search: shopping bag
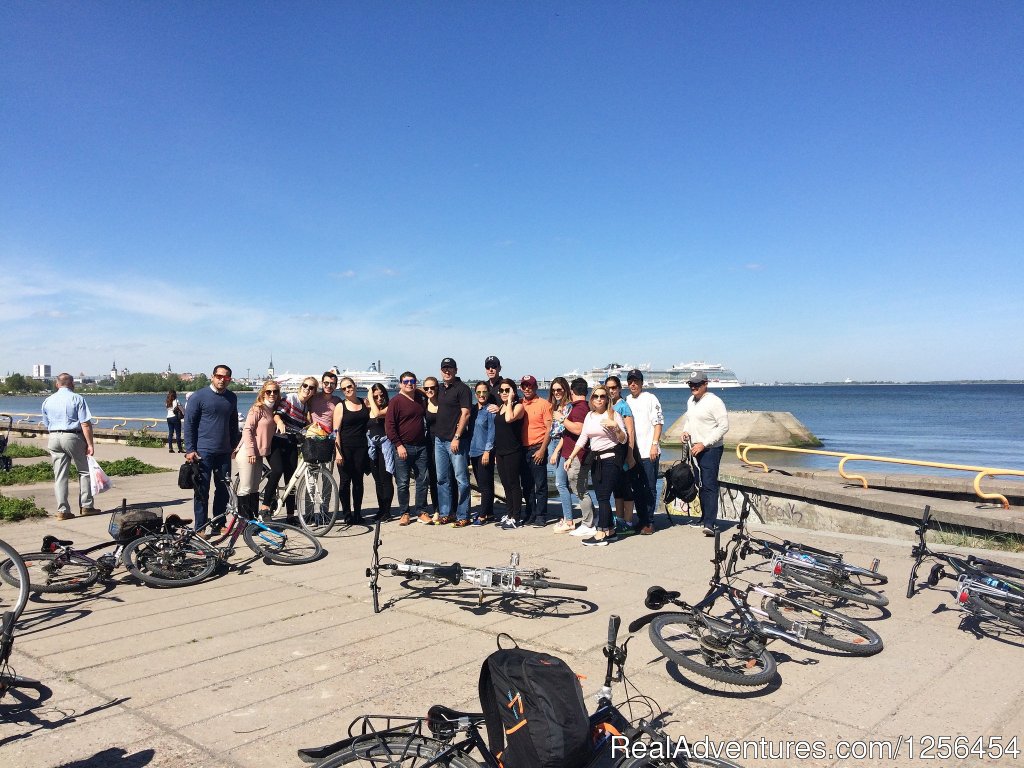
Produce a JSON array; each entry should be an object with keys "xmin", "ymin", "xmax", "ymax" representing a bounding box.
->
[{"xmin": 88, "ymin": 455, "xmax": 113, "ymax": 495}]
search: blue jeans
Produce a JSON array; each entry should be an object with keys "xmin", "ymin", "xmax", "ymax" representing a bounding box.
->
[
  {"xmin": 697, "ymin": 446, "xmax": 724, "ymax": 528},
  {"xmin": 520, "ymin": 443, "xmax": 549, "ymax": 522},
  {"xmin": 435, "ymin": 438, "xmax": 470, "ymax": 521},
  {"xmin": 549, "ymin": 443, "xmax": 572, "ymax": 521},
  {"xmin": 394, "ymin": 443, "xmax": 429, "ymax": 515},
  {"xmin": 193, "ymin": 452, "xmax": 231, "ymax": 530}
]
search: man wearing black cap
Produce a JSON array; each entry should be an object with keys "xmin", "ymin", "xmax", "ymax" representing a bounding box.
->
[
  {"xmin": 681, "ymin": 372, "xmax": 729, "ymax": 535},
  {"xmin": 483, "ymin": 356, "xmax": 503, "ymax": 412},
  {"xmin": 435, "ymin": 357, "xmax": 473, "ymax": 526},
  {"xmin": 626, "ymin": 368, "xmax": 664, "ymax": 535}
]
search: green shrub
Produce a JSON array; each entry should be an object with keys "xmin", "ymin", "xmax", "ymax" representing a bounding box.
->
[
  {"xmin": 0, "ymin": 493, "xmax": 48, "ymax": 521},
  {"xmin": 124, "ymin": 431, "xmax": 166, "ymax": 448},
  {"xmin": 3, "ymin": 442, "xmax": 49, "ymax": 458},
  {"xmin": 0, "ymin": 457, "xmax": 169, "ymax": 485},
  {"xmin": 99, "ymin": 457, "xmax": 169, "ymax": 476}
]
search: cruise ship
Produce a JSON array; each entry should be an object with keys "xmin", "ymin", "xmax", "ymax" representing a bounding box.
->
[
  {"xmin": 564, "ymin": 361, "xmax": 741, "ymax": 389},
  {"xmin": 274, "ymin": 362, "xmax": 399, "ymax": 393}
]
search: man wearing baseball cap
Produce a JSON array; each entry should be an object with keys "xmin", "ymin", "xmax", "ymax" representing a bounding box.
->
[
  {"xmin": 435, "ymin": 357, "xmax": 473, "ymax": 526},
  {"xmin": 681, "ymin": 371, "xmax": 729, "ymax": 535},
  {"xmin": 483, "ymin": 356, "xmax": 503, "ymax": 410},
  {"xmin": 518, "ymin": 374, "xmax": 553, "ymax": 527}
]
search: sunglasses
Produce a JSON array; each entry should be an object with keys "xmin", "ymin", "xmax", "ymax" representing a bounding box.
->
[
  {"xmin": 606, "ymin": 385, "xmax": 620, "ymax": 390},
  {"xmin": 213, "ymin": 374, "xmax": 232, "ymax": 381},
  {"xmin": 341, "ymin": 385, "xmax": 355, "ymax": 391},
  {"xmin": 423, "ymin": 386, "xmax": 437, "ymax": 392},
  {"xmin": 689, "ymin": 384, "xmax": 703, "ymax": 390},
  {"xmin": 476, "ymin": 390, "xmax": 489, "ymax": 396},
  {"xmin": 591, "ymin": 394, "xmax": 608, "ymax": 400},
  {"xmin": 401, "ymin": 378, "xmax": 417, "ymax": 385},
  {"xmin": 499, "ymin": 387, "xmax": 513, "ymax": 393},
  {"xmin": 300, "ymin": 383, "xmax": 316, "ymax": 390},
  {"xmin": 322, "ymin": 380, "xmax": 337, "ymax": 387},
  {"xmin": 264, "ymin": 390, "xmax": 280, "ymax": 395},
  {"xmin": 550, "ymin": 387, "xmax": 564, "ymax": 393}
]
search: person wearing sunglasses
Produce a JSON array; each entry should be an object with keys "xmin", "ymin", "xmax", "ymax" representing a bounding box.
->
[
  {"xmin": 518, "ymin": 374, "xmax": 553, "ymax": 528},
  {"xmin": 553, "ymin": 378, "xmax": 595, "ymax": 535},
  {"xmin": 566, "ymin": 385, "xmax": 627, "ymax": 546},
  {"xmin": 264, "ymin": 376, "xmax": 316, "ymax": 523},
  {"xmin": 366, "ymin": 383, "xmax": 396, "ymax": 522},
  {"xmin": 680, "ymin": 371, "xmax": 729, "ymax": 536},
  {"xmin": 333, "ymin": 377, "xmax": 370, "ymax": 525},
  {"xmin": 604, "ymin": 375, "xmax": 638, "ymax": 533},
  {"xmin": 468, "ymin": 383, "xmax": 496, "ymax": 525},
  {"xmin": 434, "ymin": 357, "xmax": 473, "ymax": 527},
  {"xmin": 493, "ymin": 378, "xmax": 526, "ymax": 529},
  {"xmin": 235, "ymin": 380, "xmax": 280, "ymax": 521},
  {"xmin": 308, "ymin": 371, "xmax": 342, "ymax": 434},
  {"xmin": 420, "ymin": 376, "xmax": 446, "ymax": 522},
  {"xmin": 385, "ymin": 372, "xmax": 430, "ymax": 526},
  {"xmin": 625, "ymin": 369, "xmax": 664, "ymax": 536},
  {"xmin": 545, "ymin": 377, "xmax": 574, "ymax": 532},
  {"xmin": 482, "ymin": 355, "xmax": 503, "ymax": 411},
  {"xmin": 184, "ymin": 364, "xmax": 241, "ymax": 534}
]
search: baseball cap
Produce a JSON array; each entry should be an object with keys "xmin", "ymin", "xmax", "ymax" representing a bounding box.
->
[
  {"xmin": 626, "ymin": 368, "xmax": 645, "ymax": 382},
  {"xmin": 484, "ymin": 356, "xmax": 501, "ymax": 369},
  {"xmin": 440, "ymin": 357, "xmax": 457, "ymax": 369},
  {"xmin": 686, "ymin": 371, "xmax": 709, "ymax": 386},
  {"xmin": 520, "ymin": 375, "xmax": 538, "ymax": 388}
]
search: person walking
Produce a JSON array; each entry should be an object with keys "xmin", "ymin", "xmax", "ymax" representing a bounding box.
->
[
  {"xmin": 681, "ymin": 371, "xmax": 730, "ymax": 535},
  {"xmin": 165, "ymin": 389, "xmax": 185, "ymax": 453},
  {"xmin": 41, "ymin": 373, "xmax": 99, "ymax": 520},
  {"xmin": 518, "ymin": 375, "xmax": 553, "ymax": 527},
  {"xmin": 184, "ymin": 364, "xmax": 241, "ymax": 534},
  {"xmin": 625, "ymin": 369, "xmax": 664, "ymax": 536},
  {"xmin": 385, "ymin": 372, "xmax": 430, "ymax": 526},
  {"xmin": 434, "ymin": 357, "xmax": 472, "ymax": 526},
  {"xmin": 468, "ymin": 382, "xmax": 496, "ymax": 525}
]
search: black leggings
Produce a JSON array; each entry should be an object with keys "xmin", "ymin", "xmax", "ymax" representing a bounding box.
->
[
  {"xmin": 369, "ymin": 450, "xmax": 395, "ymax": 517},
  {"xmin": 338, "ymin": 442, "xmax": 369, "ymax": 517},
  {"xmin": 591, "ymin": 457, "xmax": 621, "ymax": 531},
  {"xmin": 496, "ymin": 450, "xmax": 523, "ymax": 521},
  {"xmin": 264, "ymin": 435, "xmax": 298, "ymax": 514},
  {"xmin": 470, "ymin": 454, "xmax": 494, "ymax": 519}
]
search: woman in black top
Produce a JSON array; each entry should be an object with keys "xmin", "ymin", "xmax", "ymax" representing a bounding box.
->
[
  {"xmin": 333, "ymin": 377, "xmax": 370, "ymax": 524},
  {"xmin": 366, "ymin": 384, "xmax": 395, "ymax": 521},
  {"xmin": 493, "ymin": 378, "xmax": 526, "ymax": 529},
  {"xmin": 421, "ymin": 377, "xmax": 442, "ymax": 520}
]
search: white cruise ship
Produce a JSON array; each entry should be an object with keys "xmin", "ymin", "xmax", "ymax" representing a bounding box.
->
[
  {"xmin": 563, "ymin": 361, "xmax": 741, "ymax": 389},
  {"xmin": 274, "ymin": 362, "xmax": 399, "ymax": 393}
]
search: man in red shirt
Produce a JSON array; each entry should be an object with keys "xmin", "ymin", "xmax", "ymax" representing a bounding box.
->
[
  {"xmin": 385, "ymin": 371, "xmax": 430, "ymax": 525},
  {"xmin": 518, "ymin": 375, "xmax": 553, "ymax": 527}
]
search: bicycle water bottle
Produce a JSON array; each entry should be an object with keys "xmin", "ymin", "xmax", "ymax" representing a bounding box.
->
[{"xmin": 983, "ymin": 576, "xmax": 1008, "ymax": 592}]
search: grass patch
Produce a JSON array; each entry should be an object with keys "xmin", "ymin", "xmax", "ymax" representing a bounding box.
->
[
  {"xmin": 124, "ymin": 431, "xmax": 167, "ymax": 449},
  {"xmin": 0, "ymin": 493, "xmax": 48, "ymax": 521},
  {"xmin": 3, "ymin": 441, "xmax": 49, "ymax": 458},
  {"xmin": 0, "ymin": 457, "xmax": 170, "ymax": 486},
  {"xmin": 934, "ymin": 527, "xmax": 1024, "ymax": 554}
]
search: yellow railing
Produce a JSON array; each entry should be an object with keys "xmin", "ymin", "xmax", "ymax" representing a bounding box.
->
[
  {"xmin": 736, "ymin": 442, "xmax": 1024, "ymax": 510},
  {"xmin": 2, "ymin": 412, "xmax": 163, "ymax": 434}
]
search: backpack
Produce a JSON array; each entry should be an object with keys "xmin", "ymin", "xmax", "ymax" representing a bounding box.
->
[
  {"xmin": 478, "ymin": 644, "xmax": 591, "ymax": 768},
  {"xmin": 662, "ymin": 459, "xmax": 699, "ymax": 504}
]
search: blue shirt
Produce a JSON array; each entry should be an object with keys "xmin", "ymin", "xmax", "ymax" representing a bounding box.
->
[
  {"xmin": 613, "ymin": 399, "xmax": 633, "ymax": 420},
  {"xmin": 184, "ymin": 385, "xmax": 240, "ymax": 455},
  {"xmin": 41, "ymin": 387, "xmax": 93, "ymax": 431},
  {"xmin": 468, "ymin": 405, "xmax": 495, "ymax": 457}
]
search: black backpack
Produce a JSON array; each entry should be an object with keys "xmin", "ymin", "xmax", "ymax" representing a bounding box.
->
[
  {"xmin": 662, "ymin": 459, "xmax": 699, "ymax": 504},
  {"xmin": 478, "ymin": 645, "xmax": 591, "ymax": 768}
]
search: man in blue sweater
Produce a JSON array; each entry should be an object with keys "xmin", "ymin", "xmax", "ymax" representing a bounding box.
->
[{"xmin": 184, "ymin": 364, "xmax": 240, "ymax": 534}]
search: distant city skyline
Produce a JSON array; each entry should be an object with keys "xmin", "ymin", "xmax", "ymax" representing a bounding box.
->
[{"xmin": 3, "ymin": 4, "xmax": 1022, "ymax": 383}]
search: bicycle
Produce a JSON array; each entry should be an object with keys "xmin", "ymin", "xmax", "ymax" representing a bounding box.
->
[
  {"xmin": 1, "ymin": 537, "xmax": 43, "ymax": 700},
  {"xmin": 0, "ymin": 503, "xmax": 163, "ymax": 593},
  {"xmin": 728, "ymin": 497, "xmax": 889, "ymax": 608},
  {"xmin": 262, "ymin": 434, "xmax": 340, "ymax": 536},
  {"xmin": 365, "ymin": 518, "xmax": 587, "ymax": 613},
  {"xmin": 907, "ymin": 504, "xmax": 1024, "ymax": 631},
  {"xmin": 123, "ymin": 468, "xmax": 323, "ymax": 587},
  {"xmin": 296, "ymin": 614, "xmax": 744, "ymax": 767},
  {"xmin": 629, "ymin": 527, "xmax": 883, "ymax": 687}
]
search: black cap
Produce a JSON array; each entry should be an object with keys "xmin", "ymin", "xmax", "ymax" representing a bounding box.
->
[
  {"xmin": 686, "ymin": 371, "xmax": 709, "ymax": 386},
  {"xmin": 440, "ymin": 357, "xmax": 457, "ymax": 369},
  {"xmin": 484, "ymin": 356, "xmax": 501, "ymax": 369},
  {"xmin": 626, "ymin": 368, "xmax": 644, "ymax": 382}
]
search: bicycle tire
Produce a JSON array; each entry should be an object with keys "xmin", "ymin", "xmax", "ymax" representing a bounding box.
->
[
  {"xmin": 969, "ymin": 558, "xmax": 1024, "ymax": 583},
  {"xmin": 0, "ymin": 552, "xmax": 102, "ymax": 593},
  {"xmin": 621, "ymin": 755, "xmax": 745, "ymax": 768},
  {"xmin": 649, "ymin": 613, "xmax": 777, "ymax": 686},
  {"xmin": 779, "ymin": 566, "xmax": 889, "ymax": 607},
  {"xmin": 122, "ymin": 535, "xmax": 218, "ymax": 587},
  {"xmin": 243, "ymin": 522, "xmax": 322, "ymax": 564},
  {"xmin": 296, "ymin": 465, "xmax": 339, "ymax": 536},
  {"xmin": 968, "ymin": 593, "xmax": 1024, "ymax": 631},
  {"xmin": 312, "ymin": 734, "xmax": 483, "ymax": 768},
  {"xmin": 764, "ymin": 595, "xmax": 883, "ymax": 655}
]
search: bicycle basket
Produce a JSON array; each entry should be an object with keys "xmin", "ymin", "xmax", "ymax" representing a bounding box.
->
[
  {"xmin": 108, "ymin": 507, "xmax": 163, "ymax": 543},
  {"xmin": 301, "ymin": 436, "xmax": 335, "ymax": 464}
]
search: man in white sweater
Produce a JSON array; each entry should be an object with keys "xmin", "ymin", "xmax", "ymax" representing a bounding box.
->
[{"xmin": 681, "ymin": 371, "xmax": 729, "ymax": 535}]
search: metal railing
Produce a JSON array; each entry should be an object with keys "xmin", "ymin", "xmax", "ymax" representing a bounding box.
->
[
  {"xmin": 736, "ymin": 442, "xmax": 1024, "ymax": 510},
  {"xmin": 3, "ymin": 412, "xmax": 163, "ymax": 433}
]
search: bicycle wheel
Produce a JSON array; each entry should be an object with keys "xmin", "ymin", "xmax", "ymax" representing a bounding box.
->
[
  {"xmin": 649, "ymin": 613, "xmax": 777, "ymax": 686},
  {"xmin": 313, "ymin": 735, "xmax": 483, "ymax": 768},
  {"xmin": 122, "ymin": 535, "xmax": 218, "ymax": 587},
  {"xmin": 0, "ymin": 552, "xmax": 102, "ymax": 593},
  {"xmin": 296, "ymin": 465, "xmax": 339, "ymax": 536},
  {"xmin": 968, "ymin": 593, "xmax": 1024, "ymax": 631},
  {"xmin": 779, "ymin": 566, "xmax": 889, "ymax": 607},
  {"xmin": 621, "ymin": 755, "xmax": 745, "ymax": 768},
  {"xmin": 243, "ymin": 522, "xmax": 322, "ymax": 564},
  {"xmin": 764, "ymin": 595, "xmax": 883, "ymax": 655}
]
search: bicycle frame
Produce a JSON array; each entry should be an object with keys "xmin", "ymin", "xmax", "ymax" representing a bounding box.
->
[{"xmin": 40, "ymin": 537, "xmax": 125, "ymax": 578}]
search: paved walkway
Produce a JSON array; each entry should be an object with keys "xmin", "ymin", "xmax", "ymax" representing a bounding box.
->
[{"xmin": 2, "ymin": 439, "xmax": 1023, "ymax": 767}]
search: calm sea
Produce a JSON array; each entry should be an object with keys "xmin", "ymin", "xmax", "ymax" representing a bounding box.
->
[{"xmin": 3, "ymin": 384, "xmax": 1022, "ymax": 475}]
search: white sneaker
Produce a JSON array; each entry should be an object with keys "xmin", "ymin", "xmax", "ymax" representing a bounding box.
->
[{"xmin": 571, "ymin": 524, "xmax": 596, "ymax": 538}]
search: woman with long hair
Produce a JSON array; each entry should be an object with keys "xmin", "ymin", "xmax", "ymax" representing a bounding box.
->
[
  {"xmin": 366, "ymin": 383, "xmax": 395, "ymax": 521},
  {"xmin": 235, "ymin": 380, "xmax": 279, "ymax": 518},
  {"xmin": 493, "ymin": 378, "xmax": 526, "ymax": 529},
  {"xmin": 264, "ymin": 376, "xmax": 316, "ymax": 522},
  {"xmin": 566, "ymin": 385, "xmax": 627, "ymax": 546},
  {"xmin": 165, "ymin": 390, "xmax": 185, "ymax": 453},
  {"xmin": 421, "ymin": 376, "xmax": 443, "ymax": 521},
  {"xmin": 468, "ymin": 382, "xmax": 496, "ymax": 525},
  {"xmin": 333, "ymin": 377, "xmax": 370, "ymax": 524},
  {"xmin": 545, "ymin": 376, "xmax": 574, "ymax": 531}
]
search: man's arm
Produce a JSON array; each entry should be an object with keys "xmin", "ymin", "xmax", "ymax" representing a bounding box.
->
[{"xmin": 81, "ymin": 421, "xmax": 95, "ymax": 456}]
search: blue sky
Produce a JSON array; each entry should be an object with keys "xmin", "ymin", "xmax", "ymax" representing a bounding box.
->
[{"xmin": 3, "ymin": 2, "xmax": 1022, "ymax": 383}]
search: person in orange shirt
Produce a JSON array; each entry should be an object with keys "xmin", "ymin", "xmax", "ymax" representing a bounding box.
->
[{"xmin": 518, "ymin": 375, "xmax": 553, "ymax": 527}]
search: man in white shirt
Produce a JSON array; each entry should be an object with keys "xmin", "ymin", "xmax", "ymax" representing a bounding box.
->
[
  {"xmin": 681, "ymin": 371, "xmax": 730, "ymax": 535},
  {"xmin": 625, "ymin": 369, "xmax": 663, "ymax": 535}
]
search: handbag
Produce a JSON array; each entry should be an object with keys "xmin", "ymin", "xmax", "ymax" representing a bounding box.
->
[
  {"xmin": 173, "ymin": 403, "xmax": 185, "ymax": 420},
  {"xmin": 177, "ymin": 461, "xmax": 199, "ymax": 490}
]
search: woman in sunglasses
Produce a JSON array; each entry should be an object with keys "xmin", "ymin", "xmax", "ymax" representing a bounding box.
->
[
  {"xmin": 235, "ymin": 380, "xmax": 279, "ymax": 519},
  {"xmin": 333, "ymin": 377, "xmax": 370, "ymax": 525},
  {"xmin": 264, "ymin": 376, "xmax": 317, "ymax": 522},
  {"xmin": 420, "ymin": 377, "xmax": 444, "ymax": 522},
  {"xmin": 545, "ymin": 376, "xmax": 574, "ymax": 531},
  {"xmin": 566, "ymin": 385, "xmax": 627, "ymax": 546},
  {"xmin": 468, "ymin": 383, "xmax": 496, "ymax": 525},
  {"xmin": 366, "ymin": 383, "xmax": 395, "ymax": 522},
  {"xmin": 493, "ymin": 378, "xmax": 526, "ymax": 529}
]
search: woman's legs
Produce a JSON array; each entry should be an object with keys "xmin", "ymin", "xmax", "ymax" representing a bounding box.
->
[
  {"xmin": 369, "ymin": 450, "xmax": 395, "ymax": 518},
  {"xmin": 496, "ymin": 450, "xmax": 522, "ymax": 522},
  {"xmin": 592, "ymin": 458, "xmax": 620, "ymax": 533},
  {"xmin": 338, "ymin": 442, "xmax": 369, "ymax": 521},
  {"xmin": 167, "ymin": 417, "xmax": 176, "ymax": 451},
  {"xmin": 470, "ymin": 454, "xmax": 495, "ymax": 520},
  {"xmin": 264, "ymin": 436, "xmax": 298, "ymax": 515}
]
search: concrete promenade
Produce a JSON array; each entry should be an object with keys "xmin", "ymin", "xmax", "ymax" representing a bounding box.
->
[{"xmin": 2, "ymin": 438, "xmax": 1023, "ymax": 767}]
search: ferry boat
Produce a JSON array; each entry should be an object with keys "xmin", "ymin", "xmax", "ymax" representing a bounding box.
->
[
  {"xmin": 563, "ymin": 361, "xmax": 741, "ymax": 389},
  {"xmin": 274, "ymin": 362, "xmax": 399, "ymax": 393}
]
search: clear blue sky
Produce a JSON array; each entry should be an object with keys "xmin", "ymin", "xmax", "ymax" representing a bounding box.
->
[{"xmin": 3, "ymin": 2, "xmax": 1022, "ymax": 383}]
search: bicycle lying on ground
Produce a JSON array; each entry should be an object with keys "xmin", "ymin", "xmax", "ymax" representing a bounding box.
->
[
  {"xmin": 907, "ymin": 505, "xmax": 1024, "ymax": 631},
  {"xmin": 261, "ymin": 435, "xmax": 340, "ymax": 536},
  {"xmin": 728, "ymin": 498, "xmax": 889, "ymax": 608},
  {"xmin": 124, "ymin": 469, "xmax": 323, "ymax": 587},
  {"xmin": 296, "ymin": 614, "xmax": 744, "ymax": 767},
  {"xmin": 365, "ymin": 518, "xmax": 586, "ymax": 613},
  {"xmin": 0, "ymin": 503, "xmax": 163, "ymax": 593},
  {"xmin": 1, "ymin": 537, "xmax": 43, "ymax": 701},
  {"xmin": 629, "ymin": 526, "xmax": 883, "ymax": 687}
]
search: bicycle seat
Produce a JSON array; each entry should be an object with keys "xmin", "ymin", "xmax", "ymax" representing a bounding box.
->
[
  {"xmin": 427, "ymin": 704, "xmax": 483, "ymax": 729},
  {"xmin": 164, "ymin": 514, "xmax": 193, "ymax": 532},
  {"xmin": 41, "ymin": 535, "xmax": 72, "ymax": 552}
]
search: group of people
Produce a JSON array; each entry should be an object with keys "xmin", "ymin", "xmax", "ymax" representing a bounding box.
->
[{"xmin": 39, "ymin": 357, "xmax": 729, "ymax": 547}]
